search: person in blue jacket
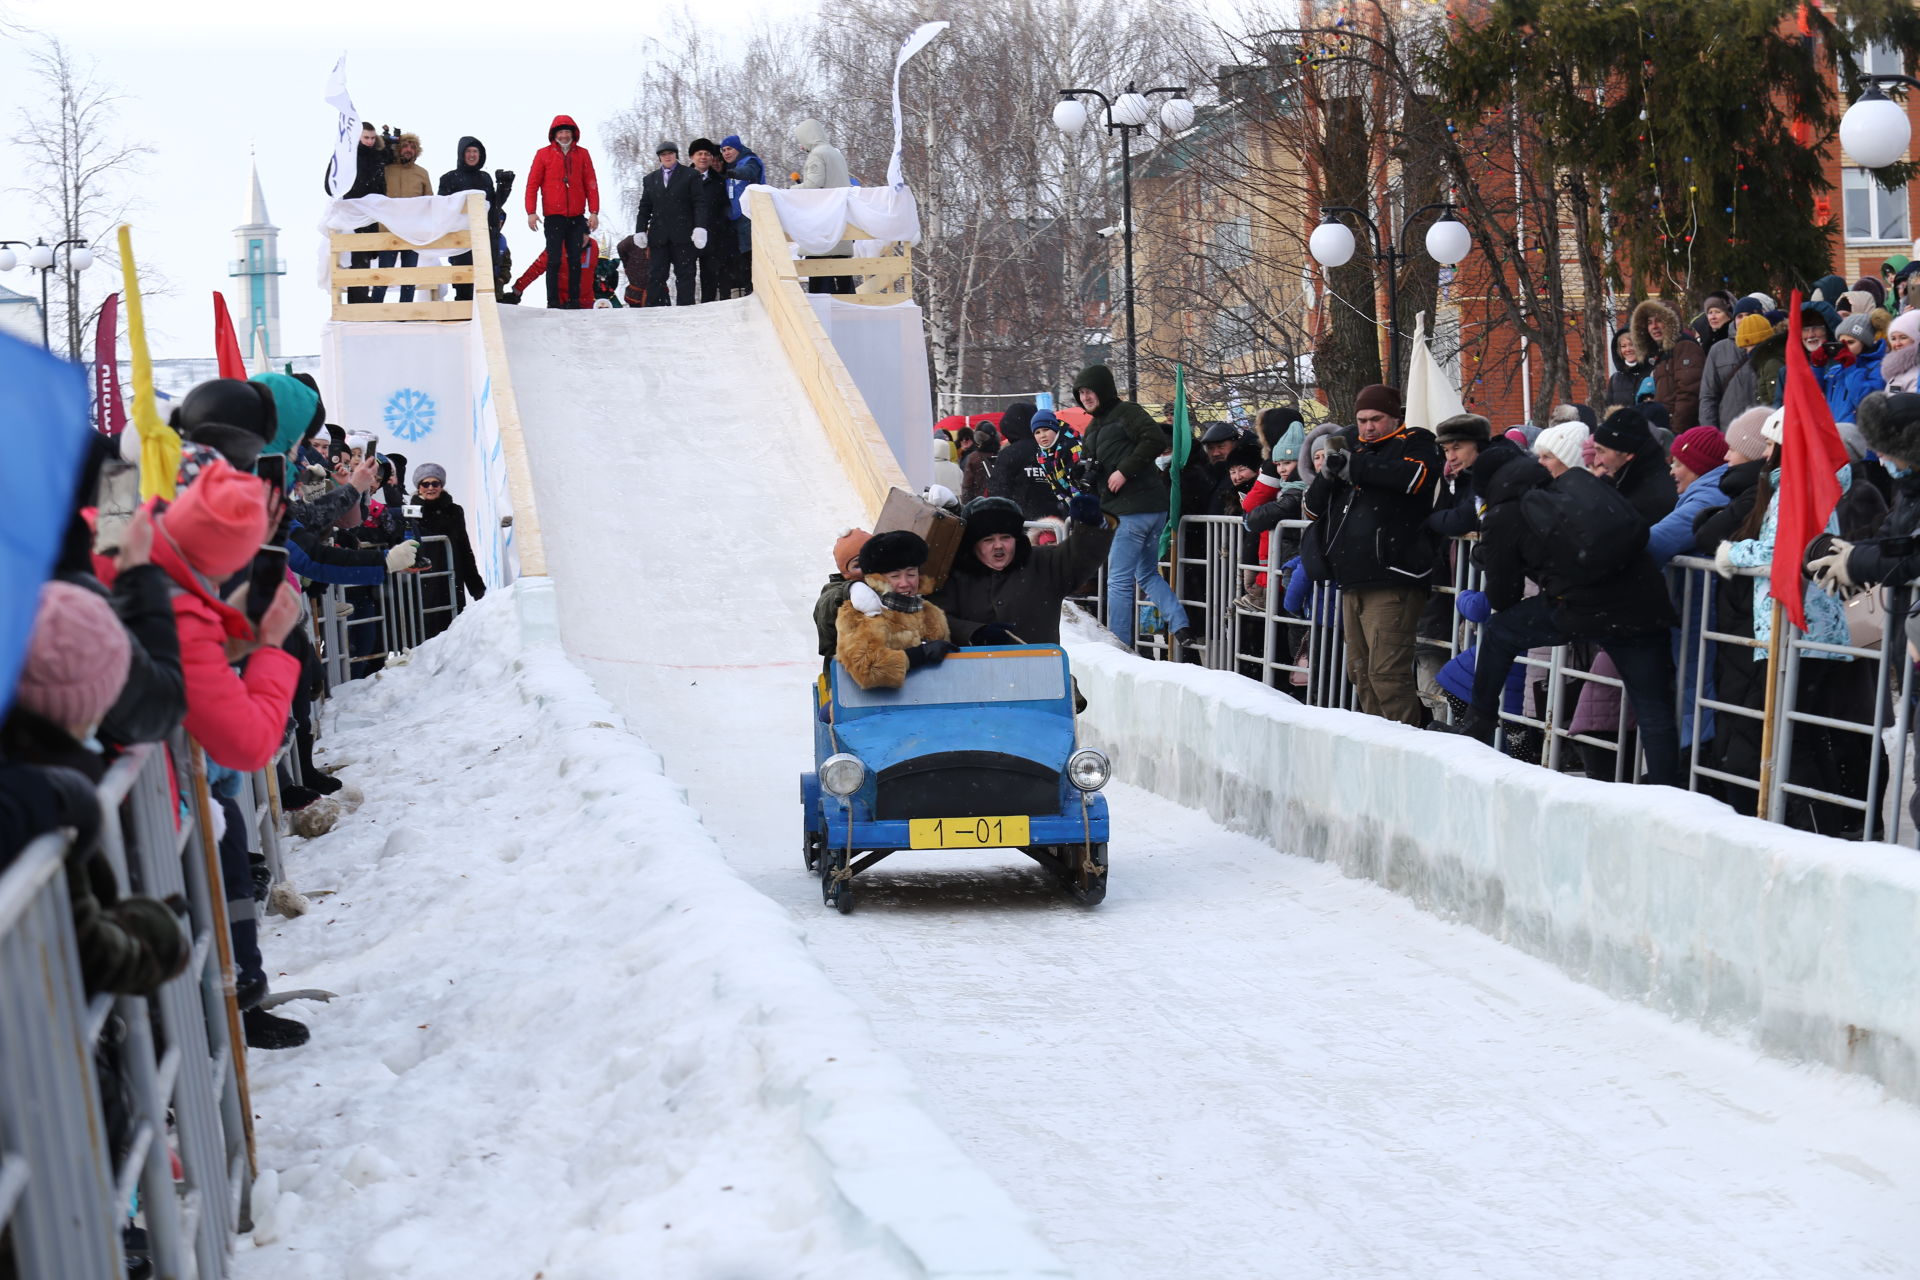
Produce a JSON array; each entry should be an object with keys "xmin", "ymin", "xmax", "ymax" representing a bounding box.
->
[
  {"xmin": 720, "ymin": 135, "xmax": 764, "ymax": 296},
  {"xmin": 1829, "ymin": 313, "xmax": 1886, "ymax": 425}
]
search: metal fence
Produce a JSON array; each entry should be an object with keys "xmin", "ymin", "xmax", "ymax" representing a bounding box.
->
[
  {"xmin": 1, "ymin": 732, "xmax": 265, "ymax": 1278},
  {"xmin": 311, "ymin": 534, "xmax": 464, "ymax": 689},
  {"xmin": 1067, "ymin": 512, "xmax": 1918, "ymax": 845}
]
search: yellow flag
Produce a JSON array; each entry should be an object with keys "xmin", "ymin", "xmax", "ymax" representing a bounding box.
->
[{"xmin": 119, "ymin": 225, "xmax": 179, "ymax": 500}]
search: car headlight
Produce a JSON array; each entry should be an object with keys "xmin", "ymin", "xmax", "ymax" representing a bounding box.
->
[
  {"xmin": 820, "ymin": 753, "xmax": 866, "ymax": 797},
  {"xmin": 1066, "ymin": 748, "xmax": 1110, "ymax": 792}
]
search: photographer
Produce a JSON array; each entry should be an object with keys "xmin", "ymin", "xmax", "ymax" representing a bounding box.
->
[{"xmin": 326, "ymin": 121, "xmax": 393, "ymax": 304}]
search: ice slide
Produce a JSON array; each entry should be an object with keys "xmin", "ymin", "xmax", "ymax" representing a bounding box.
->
[{"xmin": 497, "ymin": 298, "xmax": 1920, "ymax": 1278}]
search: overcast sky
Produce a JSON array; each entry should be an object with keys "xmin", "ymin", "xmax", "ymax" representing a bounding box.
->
[{"xmin": 0, "ymin": 0, "xmax": 810, "ymax": 360}]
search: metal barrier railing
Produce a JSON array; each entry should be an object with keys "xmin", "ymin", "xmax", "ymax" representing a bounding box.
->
[
  {"xmin": 1073, "ymin": 510, "xmax": 1917, "ymax": 844},
  {"xmin": 310, "ymin": 534, "xmax": 464, "ymax": 688},
  {"xmin": 0, "ymin": 735, "xmax": 256, "ymax": 1278}
]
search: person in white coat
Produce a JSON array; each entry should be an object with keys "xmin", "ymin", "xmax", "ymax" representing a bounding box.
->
[{"xmin": 794, "ymin": 118, "xmax": 854, "ymax": 294}]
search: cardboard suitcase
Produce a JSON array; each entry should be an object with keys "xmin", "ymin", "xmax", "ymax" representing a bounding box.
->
[{"xmin": 873, "ymin": 486, "xmax": 966, "ymax": 591}]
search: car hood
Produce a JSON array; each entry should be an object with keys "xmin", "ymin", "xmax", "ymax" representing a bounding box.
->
[{"xmin": 830, "ymin": 706, "xmax": 1073, "ymax": 777}]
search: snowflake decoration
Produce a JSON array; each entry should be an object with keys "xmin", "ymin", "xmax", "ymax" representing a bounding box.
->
[{"xmin": 382, "ymin": 387, "xmax": 437, "ymax": 442}]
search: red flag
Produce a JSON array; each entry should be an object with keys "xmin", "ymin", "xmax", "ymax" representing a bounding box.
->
[
  {"xmin": 213, "ymin": 291, "xmax": 246, "ymax": 380},
  {"xmin": 1773, "ymin": 289, "xmax": 1851, "ymax": 632},
  {"xmin": 92, "ymin": 292, "xmax": 125, "ymax": 436}
]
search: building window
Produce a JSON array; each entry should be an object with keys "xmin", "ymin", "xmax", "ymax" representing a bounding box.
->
[
  {"xmin": 1862, "ymin": 39, "xmax": 1904, "ymax": 78},
  {"xmin": 1211, "ymin": 304, "xmax": 1258, "ymax": 362},
  {"xmin": 1844, "ymin": 167, "xmax": 1909, "ymax": 243},
  {"xmin": 1213, "ymin": 214, "xmax": 1253, "ymax": 273}
]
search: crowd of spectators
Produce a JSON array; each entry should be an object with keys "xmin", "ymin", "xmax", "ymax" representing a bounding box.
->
[
  {"xmin": 3, "ymin": 369, "xmax": 486, "ymax": 1054},
  {"xmin": 907, "ymin": 263, "xmax": 1920, "ymax": 840},
  {"xmin": 337, "ymin": 111, "xmax": 850, "ymax": 311}
]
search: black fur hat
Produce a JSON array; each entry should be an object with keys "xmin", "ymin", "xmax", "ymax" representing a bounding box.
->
[
  {"xmin": 956, "ymin": 496, "xmax": 1030, "ymax": 574},
  {"xmin": 171, "ymin": 377, "xmax": 278, "ymax": 445},
  {"xmin": 1858, "ymin": 391, "xmax": 1920, "ymax": 464},
  {"xmin": 858, "ymin": 529, "xmax": 929, "ymax": 576}
]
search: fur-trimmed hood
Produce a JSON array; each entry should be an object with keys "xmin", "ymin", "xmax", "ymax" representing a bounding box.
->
[
  {"xmin": 1631, "ymin": 298, "xmax": 1693, "ymax": 360},
  {"xmin": 1858, "ymin": 390, "xmax": 1920, "ymax": 465}
]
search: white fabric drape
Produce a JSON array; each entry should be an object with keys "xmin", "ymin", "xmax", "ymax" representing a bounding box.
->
[
  {"xmin": 316, "ymin": 194, "xmax": 477, "ymax": 288},
  {"xmin": 1403, "ymin": 311, "xmax": 1465, "ymax": 432},
  {"xmin": 744, "ymin": 185, "xmax": 921, "ymax": 254}
]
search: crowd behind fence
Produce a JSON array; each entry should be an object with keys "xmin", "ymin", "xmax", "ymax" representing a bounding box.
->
[
  {"xmin": 1, "ymin": 542, "xmax": 465, "ymax": 1278},
  {"xmin": 1063, "ymin": 514, "xmax": 1919, "ymax": 847}
]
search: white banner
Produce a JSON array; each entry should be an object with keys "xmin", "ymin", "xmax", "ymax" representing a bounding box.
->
[
  {"xmin": 887, "ymin": 21, "xmax": 950, "ymax": 189},
  {"xmin": 323, "ymin": 55, "xmax": 359, "ymax": 201}
]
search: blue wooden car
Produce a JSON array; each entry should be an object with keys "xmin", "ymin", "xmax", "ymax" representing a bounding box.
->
[{"xmin": 801, "ymin": 644, "xmax": 1111, "ymax": 912}]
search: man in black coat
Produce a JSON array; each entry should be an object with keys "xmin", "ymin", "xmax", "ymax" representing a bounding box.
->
[
  {"xmin": 990, "ymin": 403, "xmax": 1055, "ymax": 520},
  {"xmin": 1592, "ymin": 408, "xmax": 1677, "ymax": 525},
  {"xmin": 930, "ymin": 495, "xmax": 1115, "ymax": 645},
  {"xmin": 326, "ymin": 122, "xmax": 394, "ymax": 303},
  {"xmin": 636, "ymin": 141, "xmax": 701, "ymax": 306},
  {"xmin": 437, "ymin": 135, "xmax": 503, "ymax": 301},
  {"xmin": 687, "ymin": 139, "xmax": 731, "ymax": 303},
  {"xmin": 1302, "ymin": 383, "xmax": 1440, "ymax": 724},
  {"xmin": 1447, "ymin": 445, "xmax": 1682, "ymax": 785}
]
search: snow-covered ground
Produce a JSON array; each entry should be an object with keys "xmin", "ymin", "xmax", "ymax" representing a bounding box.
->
[
  {"xmin": 499, "ymin": 300, "xmax": 1920, "ymax": 1277},
  {"xmin": 233, "ymin": 592, "xmax": 1055, "ymax": 1279}
]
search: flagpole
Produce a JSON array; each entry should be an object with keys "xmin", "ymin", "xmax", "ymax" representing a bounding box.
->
[{"xmin": 1756, "ymin": 598, "xmax": 1787, "ymax": 818}]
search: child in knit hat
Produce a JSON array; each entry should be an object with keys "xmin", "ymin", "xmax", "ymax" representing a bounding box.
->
[
  {"xmin": 813, "ymin": 528, "xmax": 870, "ymax": 663},
  {"xmin": 4, "ymin": 581, "xmax": 189, "ymax": 996}
]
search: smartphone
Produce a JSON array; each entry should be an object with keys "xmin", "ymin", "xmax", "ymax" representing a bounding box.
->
[
  {"xmin": 1324, "ymin": 434, "xmax": 1349, "ymax": 454},
  {"xmin": 92, "ymin": 461, "xmax": 141, "ymax": 557},
  {"xmin": 256, "ymin": 453, "xmax": 287, "ymax": 494},
  {"xmin": 245, "ymin": 546, "xmax": 289, "ymax": 627}
]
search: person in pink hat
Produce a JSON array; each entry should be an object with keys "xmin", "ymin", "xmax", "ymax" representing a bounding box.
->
[{"xmin": 3, "ymin": 581, "xmax": 189, "ymax": 996}]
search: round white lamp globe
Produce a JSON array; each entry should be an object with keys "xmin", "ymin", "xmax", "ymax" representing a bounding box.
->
[
  {"xmin": 1841, "ymin": 92, "xmax": 1910, "ymax": 170},
  {"xmin": 1112, "ymin": 92, "xmax": 1151, "ymax": 127},
  {"xmin": 1052, "ymin": 98, "xmax": 1089, "ymax": 135},
  {"xmin": 1159, "ymin": 98, "xmax": 1196, "ymax": 132},
  {"xmin": 1425, "ymin": 217, "xmax": 1472, "ymax": 266},
  {"xmin": 1309, "ymin": 221, "xmax": 1357, "ymax": 269}
]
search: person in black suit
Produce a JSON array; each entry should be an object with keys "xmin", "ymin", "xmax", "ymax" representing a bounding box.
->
[
  {"xmin": 635, "ymin": 141, "xmax": 699, "ymax": 306},
  {"xmin": 687, "ymin": 138, "xmax": 731, "ymax": 302}
]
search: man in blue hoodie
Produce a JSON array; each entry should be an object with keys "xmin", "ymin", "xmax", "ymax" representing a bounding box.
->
[{"xmin": 720, "ymin": 135, "xmax": 764, "ymax": 296}]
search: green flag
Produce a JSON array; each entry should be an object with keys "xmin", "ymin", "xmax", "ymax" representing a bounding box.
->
[{"xmin": 1159, "ymin": 364, "xmax": 1190, "ymax": 558}]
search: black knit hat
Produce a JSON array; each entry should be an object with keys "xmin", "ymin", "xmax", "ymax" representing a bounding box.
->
[
  {"xmin": 858, "ymin": 530, "xmax": 929, "ymax": 575},
  {"xmin": 1594, "ymin": 407, "xmax": 1655, "ymax": 455}
]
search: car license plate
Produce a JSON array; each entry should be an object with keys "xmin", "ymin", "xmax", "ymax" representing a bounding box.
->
[{"xmin": 909, "ymin": 816, "xmax": 1030, "ymax": 849}]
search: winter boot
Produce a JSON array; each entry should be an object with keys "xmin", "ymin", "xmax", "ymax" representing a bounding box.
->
[
  {"xmin": 1172, "ymin": 627, "xmax": 1204, "ymax": 653},
  {"xmin": 280, "ymin": 784, "xmax": 321, "ymax": 811},
  {"xmin": 1426, "ymin": 709, "xmax": 1498, "ymax": 745},
  {"xmin": 243, "ymin": 1006, "xmax": 310, "ymax": 1050}
]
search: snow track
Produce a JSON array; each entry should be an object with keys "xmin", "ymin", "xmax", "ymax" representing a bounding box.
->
[{"xmin": 505, "ymin": 301, "xmax": 1920, "ymax": 1277}]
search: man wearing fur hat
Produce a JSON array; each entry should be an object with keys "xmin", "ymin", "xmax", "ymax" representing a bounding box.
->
[
  {"xmin": 1631, "ymin": 298, "xmax": 1705, "ymax": 432},
  {"xmin": 835, "ymin": 531, "xmax": 957, "ymax": 689},
  {"xmin": 374, "ymin": 132, "xmax": 433, "ymax": 303},
  {"xmin": 1302, "ymin": 382, "xmax": 1440, "ymax": 724},
  {"xmin": 932, "ymin": 494, "xmax": 1114, "ymax": 646}
]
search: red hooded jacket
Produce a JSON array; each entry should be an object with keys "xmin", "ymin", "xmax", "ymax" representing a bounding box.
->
[
  {"xmin": 138, "ymin": 510, "xmax": 301, "ymax": 773},
  {"xmin": 525, "ymin": 115, "xmax": 599, "ymax": 219}
]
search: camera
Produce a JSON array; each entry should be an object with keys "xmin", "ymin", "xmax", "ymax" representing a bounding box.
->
[{"xmin": 402, "ymin": 504, "xmax": 423, "ymax": 521}]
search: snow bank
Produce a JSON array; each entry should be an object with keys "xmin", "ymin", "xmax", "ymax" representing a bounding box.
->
[
  {"xmin": 1065, "ymin": 631, "xmax": 1920, "ymax": 1103},
  {"xmin": 238, "ymin": 583, "xmax": 1067, "ymax": 1279}
]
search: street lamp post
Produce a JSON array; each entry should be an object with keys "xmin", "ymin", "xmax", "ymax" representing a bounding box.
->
[
  {"xmin": 1308, "ymin": 203, "xmax": 1472, "ymax": 385},
  {"xmin": 1839, "ymin": 74, "xmax": 1920, "ymax": 170},
  {"xmin": 0, "ymin": 236, "xmax": 94, "ymax": 356},
  {"xmin": 1053, "ymin": 83, "xmax": 1197, "ymax": 401}
]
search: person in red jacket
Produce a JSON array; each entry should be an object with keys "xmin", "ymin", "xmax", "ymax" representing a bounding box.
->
[
  {"xmin": 510, "ymin": 237, "xmax": 599, "ymax": 308},
  {"xmin": 147, "ymin": 460, "xmax": 304, "ymax": 773},
  {"xmin": 524, "ymin": 114, "xmax": 600, "ymax": 310}
]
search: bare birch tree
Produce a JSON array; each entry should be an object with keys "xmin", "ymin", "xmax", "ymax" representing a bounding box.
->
[{"xmin": 10, "ymin": 35, "xmax": 154, "ymax": 360}]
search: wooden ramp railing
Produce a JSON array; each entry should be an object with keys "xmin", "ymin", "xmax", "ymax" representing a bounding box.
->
[{"xmin": 329, "ymin": 211, "xmax": 477, "ymax": 321}]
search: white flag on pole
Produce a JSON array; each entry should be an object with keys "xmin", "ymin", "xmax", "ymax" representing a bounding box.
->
[
  {"xmin": 324, "ymin": 55, "xmax": 360, "ymax": 200},
  {"xmin": 1403, "ymin": 312, "xmax": 1465, "ymax": 432},
  {"xmin": 887, "ymin": 21, "xmax": 950, "ymax": 189}
]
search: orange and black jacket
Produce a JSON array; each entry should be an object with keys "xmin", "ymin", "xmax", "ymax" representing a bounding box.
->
[{"xmin": 1301, "ymin": 424, "xmax": 1441, "ymax": 589}]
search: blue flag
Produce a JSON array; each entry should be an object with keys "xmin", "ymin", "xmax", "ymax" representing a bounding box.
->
[{"xmin": 0, "ymin": 333, "xmax": 93, "ymax": 720}]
